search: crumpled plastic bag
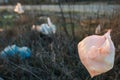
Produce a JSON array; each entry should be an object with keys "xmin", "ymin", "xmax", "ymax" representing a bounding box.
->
[
  {"xmin": 14, "ymin": 3, "xmax": 24, "ymax": 14},
  {"xmin": 31, "ymin": 17, "xmax": 56, "ymax": 35},
  {"xmin": 18, "ymin": 47, "xmax": 31, "ymax": 59},
  {"xmin": 1, "ymin": 45, "xmax": 31, "ymax": 59},
  {"xmin": 78, "ymin": 30, "xmax": 115, "ymax": 77},
  {"xmin": 1, "ymin": 45, "xmax": 18, "ymax": 57}
]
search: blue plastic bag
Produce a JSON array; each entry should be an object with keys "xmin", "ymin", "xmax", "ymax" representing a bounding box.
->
[
  {"xmin": 1, "ymin": 45, "xmax": 31, "ymax": 59},
  {"xmin": 1, "ymin": 45, "xmax": 18, "ymax": 57},
  {"xmin": 18, "ymin": 47, "xmax": 31, "ymax": 59}
]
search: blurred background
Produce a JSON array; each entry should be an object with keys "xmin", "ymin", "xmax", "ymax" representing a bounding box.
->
[{"xmin": 0, "ymin": 0, "xmax": 120, "ymax": 80}]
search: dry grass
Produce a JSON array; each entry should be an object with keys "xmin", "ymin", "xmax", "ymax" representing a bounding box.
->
[{"xmin": 0, "ymin": 9, "xmax": 119, "ymax": 80}]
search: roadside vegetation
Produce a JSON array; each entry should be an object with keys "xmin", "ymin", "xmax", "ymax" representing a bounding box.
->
[{"xmin": 0, "ymin": 2, "xmax": 120, "ymax": 80}]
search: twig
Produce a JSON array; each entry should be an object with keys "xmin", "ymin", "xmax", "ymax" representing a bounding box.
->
[{"xmin": 9, "ymin": 61, "xmax": 42, "ymax": 80}]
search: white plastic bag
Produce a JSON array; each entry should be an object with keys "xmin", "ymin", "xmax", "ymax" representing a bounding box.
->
[{"xmin": 14, "ymin": 3, "xmax": 24, "ymax": 14}]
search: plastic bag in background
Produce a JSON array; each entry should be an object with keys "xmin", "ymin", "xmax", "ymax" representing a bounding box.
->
[
  {"xmin": 1, "ymin": 45, "xmax": 31, "ymax": 60},
  {"xmin": 14, "ymin": 3, "xmax": 24, "ymax": 14},
  {"xmin": 18, "ymin": 47, "xmax": 31, "ymax": 59},
  {"xmin": 1, "ymin": 45, "xmax": 18, "ymax": 57}
]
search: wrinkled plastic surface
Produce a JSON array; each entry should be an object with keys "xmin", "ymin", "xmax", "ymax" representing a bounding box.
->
[
  {"xmin": 1, "ymin": 45, "xmax": 31, "ymax": 59},
  {"xmin": 1, "ymin": 45, "xmax": 18, "ymax": 57},
  {"xmin": 18, "ymin": 47, "xmax": 31, "ymax": 59},
  {"xmin": 78, "ymin": 30, "xmax": 115, "ymax": 77}
]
